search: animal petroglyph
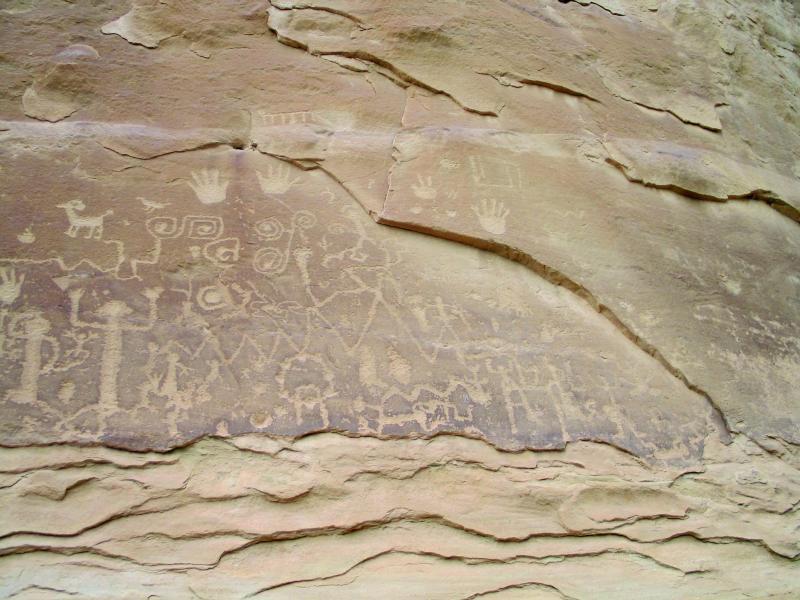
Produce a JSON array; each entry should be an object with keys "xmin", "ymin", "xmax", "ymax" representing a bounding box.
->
[
  {"xmin": 57, "ymin": 200, "xmax": 113, "ymax": 239},
  {"xmin": 138, "ymin": 197, "xmax": 170, "ymax": 213},
  {"xmin": 256, "ymin": 164, "xmax": 301, "ymax": 195},
  {"xmin": 188, "ymin": 168, "xmax": 229, "ymax": 205},
  {"xmin": 472, "ymin": 198, "xmax": 510, "ymax": 235}
]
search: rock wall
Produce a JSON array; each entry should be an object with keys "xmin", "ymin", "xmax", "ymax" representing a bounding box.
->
[{"xmin": 0, "ymin": 0, "xmax": 798, "ymax": 597}]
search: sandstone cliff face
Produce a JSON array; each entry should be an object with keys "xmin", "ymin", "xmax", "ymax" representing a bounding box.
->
[{"xmin": 0, "ymin": 0, "xmax": 799, "ymax": 597}]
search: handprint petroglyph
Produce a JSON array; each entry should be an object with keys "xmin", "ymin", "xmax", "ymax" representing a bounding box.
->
[
  {"xmin": 472, "ymin": 198, "xmax": 510, "ymax": 235},
  {"xmin": 188, "ymin": 168, "xmax": 229, "ymax": 205},
  {"xmin": 411, "ymin": 175, "xmax": 437, "ymax": 201},
  {"xmin": 256, "ymin": 164, "xmax": 301, "ymax": 195},
  {"xmin": 56, "ymin": 200, "xmax": 113, "ymax": 239},
  {"xmin": 0, "ymin": 266, "xmax": 25, "ymax": 305}
]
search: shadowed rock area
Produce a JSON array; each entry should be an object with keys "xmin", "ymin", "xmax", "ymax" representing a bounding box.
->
[{"xmin": 0, "ymin": 0, "xmax": 798, "ymax": 597}]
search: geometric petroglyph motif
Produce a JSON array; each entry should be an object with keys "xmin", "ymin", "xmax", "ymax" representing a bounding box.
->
[
  {"xmin": 252, "ymin": 210, "xmax": 316, "ymax": 275},
  {"xmin": 146, "ymin": 215, "xmax": 224, "ymax": 240},
  {"xmin": 203, "ymin": 237, "xmax": 240, "ymax": 267},
  {"xmin": 254, "ymin": 110, "xmax": 313, "ymax": 127},
  {"xmin": 468, "ymin": 155, "xmax": 522, "ymax": 190}
]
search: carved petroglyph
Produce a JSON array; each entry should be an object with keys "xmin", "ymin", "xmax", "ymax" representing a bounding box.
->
[
  {"xmin": 68, "ymin": 287, "xmax": 162, "ymax": 419},
  {"xmin": 138, "ymin": 197, "xmax": 170, "ymax": 213},
  {"xmin": 56, "ymin": 200, "xmax": 113, "ymax": 239},
  {"xmin": 4, "ymin": 312, "xmax": 55, "ymax": 404},
  {"xmin": 146, "ymin": 215, "xmax": 224, "ymax": 240},
  {"xmin": 188, "ymin": 168, "xmax": 229, "ymax": 205},
  {"xmin": 0, "ymin": 267, "xmax": 25, "ymax": 305},
  {"xmin": 203, "ymin": 238, "xmax": 240, "ymax": 268},
  {"xmin": 0, "ymin": 159, "xmax": 712, "ymax": 459},
  {"xmin": 277, "ymin": 353, "xmax": 335, "ymax": 428},
  {"xmin": 252, "ymin": 209, "xmax": 316, "ymax": 275},
  {"xmin": 411, "ymin": 175, "xmax": 438, "ymax": 201},
  {"xmin": 256, "ymin": 164, "xmax": 301, "ymax": 195},
  {"xmin": 254, "ymin": 110, "xmax": 314, "ymax": 127},
  {"xmin": 16, "ymin": 226, "xmax": 35, "ymax": 244},
  {"xmin": 468, "ymin": 155, "xmax": 522, "ymax": 190},
  {"xmin": 472, "ymin": 198, "xmax": 510, "ymax": 235}
]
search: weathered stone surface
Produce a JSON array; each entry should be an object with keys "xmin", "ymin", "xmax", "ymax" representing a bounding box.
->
[
  {"xmin": 0, "ymin": 0, "xmax": 799, "ymax": 596},
  {"xmin": 0, "ymin": 433, "xmax": 799, "ymax": 598}
]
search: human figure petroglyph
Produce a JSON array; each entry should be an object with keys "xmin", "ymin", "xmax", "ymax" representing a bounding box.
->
[
  {"xmin": 68, "ymin": 287, "xmax": 162, "ymax": 419},
  {"xmin": 277, "ymin": 352, "xmax": 334, "ymax": 428},
  {"xmin": 56, "ymin": 200, "xmax": 113, "ymax": 239},
  {"xmin": 256, "ymin": 163, "xmax": 301, "ymax": 195},
  {"xmin": 472, "ymin": 198, "xmax": 510, "ymax": 235},
  {"xmin": 188, "ymin": 168, "xmax": 229, "ymax": 205},
  {"xmin": 4, "ymin": 312, "xmax": 57, "ymax": 405},
  {"xmin": 411, "ymin": 174, "xmax": 438, "ymax": 200},
  {"xmin": 0, "ymin": 267, "xmax": 25, "ymax": 305}
]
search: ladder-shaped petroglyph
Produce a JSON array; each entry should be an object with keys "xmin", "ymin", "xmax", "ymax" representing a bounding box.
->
[
  {"xmin": 57, "ymin": 200, "xmax": 113, "ymax": 239},
  {"xmin": 68, "ymin": 287, "xmax": 162, "ymax": 420},
  {"xmin": 468, "ymin": 155, "xmax": 522, "ymax": 190}
]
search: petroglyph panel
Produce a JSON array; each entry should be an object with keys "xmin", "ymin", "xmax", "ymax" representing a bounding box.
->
[
  {"xmin": 2, "ymin": 0, "xmax": 800, "ymax": 596},
  {"xmin": 0, "ymin": 135, "xmax": 718, "ymax": 462},
  {"xmin": 381, "ymin": 129, "xmax": 800, "ymax": 447}
]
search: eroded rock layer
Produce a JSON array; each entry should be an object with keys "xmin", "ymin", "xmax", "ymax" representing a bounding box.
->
[{"xmin": 0, "ymin": 0, "xmax": 799, "ymax": 596}]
